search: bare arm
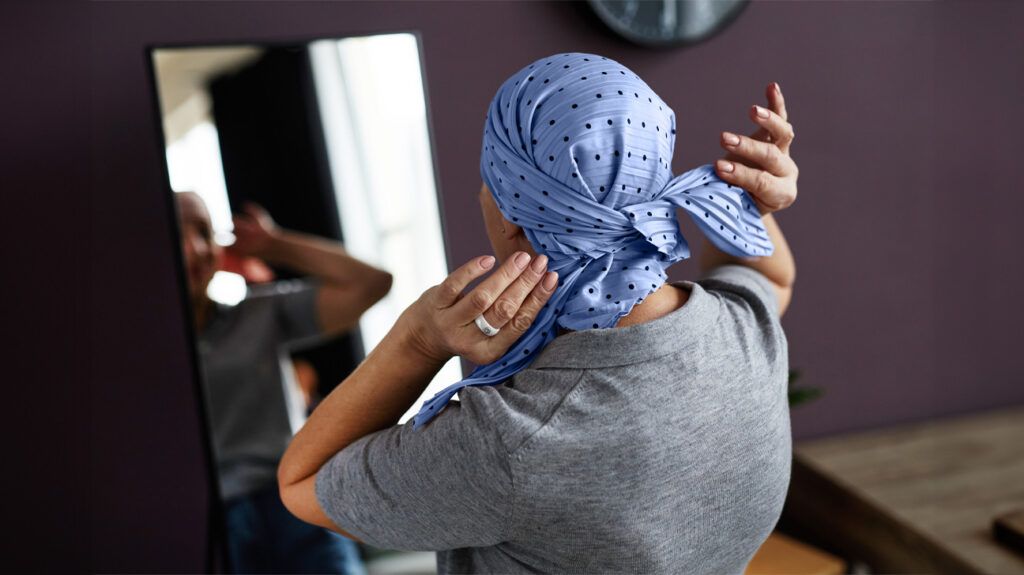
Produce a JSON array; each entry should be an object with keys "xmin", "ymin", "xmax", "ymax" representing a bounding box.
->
[
  {"xmin": 699, "ymin": 212, "xmax": 795, "ymax": 315},
  {"xmin": 277, "ymin": 252, "xmax": 557, "ymax": 537},
  {"xmin": 231, "ymin": 204, "xmax": 393, "ymax": 335},
  {"xmin": 273, "ymin": 324, "xmax": 443, "ymax": 540},
  {"xmin": 700, "ymin": 82, "xmax": 799, "ymax": 316}
]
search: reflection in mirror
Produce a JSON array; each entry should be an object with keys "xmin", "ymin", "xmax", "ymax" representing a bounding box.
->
[{"xmin": 151, "ymin": 34, "xmax": 453, "ymax": 573}]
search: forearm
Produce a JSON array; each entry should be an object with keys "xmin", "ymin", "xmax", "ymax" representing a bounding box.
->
[
  {"xmin": 262, "ymin": 229, "xmax": 391, "ymax": 291},
  {"xmin": 278, "ymin": 317, "xmax": 444, "ymax": 489},
  {"xmin": 698, "ymin": 212, "xmax": 796, "ymax": 288}
]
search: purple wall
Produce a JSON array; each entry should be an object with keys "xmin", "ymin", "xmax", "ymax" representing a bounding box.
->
[{"xmin": 5, "ymin": 0, "xmax": 1023, "ymax": 571}]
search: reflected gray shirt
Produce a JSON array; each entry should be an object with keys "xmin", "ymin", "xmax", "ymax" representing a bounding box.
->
[
  {"xmin": 316, "ymin": 265, "xmax": 791, "ymax": 574},
  {"xmin": 198, "ymin": 279, "xmax": 321, "ymax": 501}
]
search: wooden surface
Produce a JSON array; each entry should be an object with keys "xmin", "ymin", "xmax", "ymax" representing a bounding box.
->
[
  {"xmin": 746, "ymin": 531, "xmax": 845, "ymax": 575},
  {"xmin": 782, "ymin": 406, "xmax": 1024, "ymax": 575}
]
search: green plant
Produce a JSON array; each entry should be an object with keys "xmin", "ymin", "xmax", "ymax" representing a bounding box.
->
[{"xmin": 787, "ymin": 369, "xmax": 822, "ymax": 407}]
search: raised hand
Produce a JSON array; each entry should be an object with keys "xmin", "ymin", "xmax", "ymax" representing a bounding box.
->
[
  {"xmin": 715, "ymin": 82, "xmax": 799, "ymax": 215},
  {"xmin": 230, "ymin": 202, "xmax": 279, "ymax": 257},
  {"xmin": 401, "ymin": 253, "xmax": 558, "ymax": 366}
]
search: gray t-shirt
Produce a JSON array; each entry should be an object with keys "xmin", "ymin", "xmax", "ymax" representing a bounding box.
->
[
  {"xmin": 198, "ymin": 279, "xmax": 322, "ymax": 501},
  {"xmin": 316, "ymin": 265, "xmax": 791, "ymax": 574}
]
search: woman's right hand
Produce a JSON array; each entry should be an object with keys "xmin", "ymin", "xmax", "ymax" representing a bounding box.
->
[
  {"xmin": 230, "ymin": 202, "xmax": 280, "ymax": 257},
  {"xmin": 398, "ymin": 252, "xmax": 558, "ymax": 366}
]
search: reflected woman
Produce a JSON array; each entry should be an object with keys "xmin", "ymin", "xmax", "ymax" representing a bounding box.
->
[
  {"xmin": 176, "ymin": 193, "xmax": 390, "ymax": 574},
  {"xmin": 279, "ymin": 53, "xmax": 799, "ymax": 574}
]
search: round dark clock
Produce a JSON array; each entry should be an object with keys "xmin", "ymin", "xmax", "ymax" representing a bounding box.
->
[{"xmin": 588, "ymin": 0, "xmax": 749, "ymax": 47}]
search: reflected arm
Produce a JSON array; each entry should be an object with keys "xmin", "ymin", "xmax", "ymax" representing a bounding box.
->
[{"xmin": 261, "ymin": 230, "xmax": 393, "ymax": 335}]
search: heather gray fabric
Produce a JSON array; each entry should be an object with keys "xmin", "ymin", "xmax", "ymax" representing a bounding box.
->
[
  {"xmin": 198, "ymin": 279, "xmax": 323, "ymax": 501},
  {"xmin": 316, "ymin": 264, "xmax": 791, "ymax": 574}
]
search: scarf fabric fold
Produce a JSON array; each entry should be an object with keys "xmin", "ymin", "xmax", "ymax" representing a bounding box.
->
[{"xmin": 412, "ymin": 52, "xmax": 772, "ymax": 429}]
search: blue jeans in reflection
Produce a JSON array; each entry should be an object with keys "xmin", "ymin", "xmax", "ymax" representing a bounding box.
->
[{"xmin": 224, "ymin": 484, "xmax": 366, "ymax": 574}]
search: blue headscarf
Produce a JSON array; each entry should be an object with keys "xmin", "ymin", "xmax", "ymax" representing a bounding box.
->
[{"xmin": 412, "ymin": 52, "xmax": 772, "ymax": 429}]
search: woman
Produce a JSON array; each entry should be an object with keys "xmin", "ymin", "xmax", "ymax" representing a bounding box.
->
[
  {"xmin": 279, "ymin": 53, "xmax": 798, "ymax": 574},
  {"xmin": 177, "ymin": 194, "xmax": 391, "ymax": 573}
]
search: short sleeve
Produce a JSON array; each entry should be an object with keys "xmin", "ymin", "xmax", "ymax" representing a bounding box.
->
[
  {"xmin": 697, "ymin": 264, "xmax": 780, "ymax": 317},
  {"xmin": 314, "ymin": 391, "xmax": 514, "ymax": 551},
  {"xmin": 247, "ymin": 279, "xmax": 322, "ymax": 345}
]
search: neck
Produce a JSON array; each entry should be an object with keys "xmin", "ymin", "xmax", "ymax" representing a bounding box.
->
[
  {"xmin": 556, "ymin": 282, "xmax": 691, "ymax": 336},
  {"xmin": 614, "ymin": 282, "xmax": 690, "ymax": 328}
]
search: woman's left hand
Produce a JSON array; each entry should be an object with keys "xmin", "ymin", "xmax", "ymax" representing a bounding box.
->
[
  {"xmin": 399, "ymin": 252, "xmax": 558, "ymax": 366},
  {"xmin": 715, "ymin": 82, "xmax": 799, "ymax": 215}
]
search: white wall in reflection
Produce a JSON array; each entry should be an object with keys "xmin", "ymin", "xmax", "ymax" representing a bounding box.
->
[
  {"xmin": 166, "ymin": 122, "xmax": 249, "ymax": 306},
  {"xmin": 166, "ymin": 121, "xmax": 233, "ymax": 241},
  {"xmin": 310, "ymin": 34, "xmax": 461, "ymax": 422}
]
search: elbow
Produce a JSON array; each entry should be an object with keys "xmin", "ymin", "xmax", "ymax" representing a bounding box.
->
[
  {"xmin": 277, "ymin": 455, "xmax": 296, "ymax": 494},
  {"xmin": 276, "ymin": 460, "xmax": 305, "ymax": 520},
  {"xmin": 278, "ymin": 479, "xmax": 314, "ymax": 528},
  {"xmin": 276, "ymin": 445, "xmax": 306, "ymax": 499},
  {"xmin": 777, "ymin": 284, "xmax": 793, "ymax": 317},
  {"xmin": 278, "ymin": 480, "xmax": 299, "ymax": 520}
]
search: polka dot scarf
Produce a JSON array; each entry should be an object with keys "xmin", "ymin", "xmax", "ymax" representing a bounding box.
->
[{"xmin": 412, "ymin": 52, "xmax": 772, "ymax": 429}]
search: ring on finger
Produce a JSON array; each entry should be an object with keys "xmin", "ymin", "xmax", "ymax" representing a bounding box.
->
[{"xmin": 474, "ymin": 314, "xmax": 501, "ymax": 337}]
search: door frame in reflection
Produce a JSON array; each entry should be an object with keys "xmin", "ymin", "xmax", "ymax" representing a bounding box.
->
[{"xmin": 145, "ymin": 31, "xmax": 454, "ymax": 571}]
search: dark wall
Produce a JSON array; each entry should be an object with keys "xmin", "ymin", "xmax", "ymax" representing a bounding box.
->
[{"xmin": 4, "ymin": 0, "xmax": 1023, "ymax": 571}]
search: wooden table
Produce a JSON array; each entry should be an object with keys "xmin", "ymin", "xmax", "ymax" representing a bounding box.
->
[{"xmin": 780, "ymin": 406, "xmax": 1024, "ymax": 575}]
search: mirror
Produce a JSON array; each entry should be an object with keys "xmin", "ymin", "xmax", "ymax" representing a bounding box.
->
[{"xmin": 150, "ymin": 34, "xmax": 454, "ymax": 573}]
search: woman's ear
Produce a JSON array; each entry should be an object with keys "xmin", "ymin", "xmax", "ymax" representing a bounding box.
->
[{"xmin": 500, "ymin": 216, "xmax": 522, "ymax": 241}]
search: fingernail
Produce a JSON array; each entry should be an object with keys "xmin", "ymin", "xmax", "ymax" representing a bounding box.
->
[
  {"xmin": 514, "ymin": 251, "xmax": 531, "ymax": 269},
  {"xmin": 717, "ymin": 160, "xmax": 734, "ymax": 173},
  {"xmin": 480, "ymin": 255, "xmax": 495, "ymax": 269},
  {"xmin": 543, "ymin": 271, "xmax": 558, "ymax": 291},
  {"xmin": 531, "ymin": 254, "xmax": 548, "ymax": 272},
  {"xmin": 773, "ymin": 82, "xmax": 782, "ymax": 95},
  {"xmin": 723, "ymin": 132, "xmax": 740, "ymax": 146},
  {"xmin": 754, "ymin": 105, "xmax": 769, "ymax": 119}
]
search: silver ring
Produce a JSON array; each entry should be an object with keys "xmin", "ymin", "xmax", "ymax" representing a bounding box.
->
[{"xmin": 474, "ymin": 314, "xmax": 500, "ymax": 337}]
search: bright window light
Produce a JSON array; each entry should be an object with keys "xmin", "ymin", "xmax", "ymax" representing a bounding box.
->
[
  {"xmin": 166, "ymin": 121, "xmax": 235, "ymax": 246},
  {"xmin": 310, "ymin": 34, "xmax": 462, "ymax": 422},
  {"xmin": 206, "ymin": 271, "xmax": 247, "ymax": 306}
]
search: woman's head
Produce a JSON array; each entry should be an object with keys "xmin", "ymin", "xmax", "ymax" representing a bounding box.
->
[
  {"xmin": 478, "ymin": 51, "xmax": 770, "ymax": 330},
  {"xmin": 480, "ymin": 53, "xmax": 679, "ymax": 331},
  {"xmin": 175, "ymin": 191, "xmax": 222, "ymax": 302},
  {"xmin": 477, "ymin": 53, "xmax": 677, "ymax": 265}
]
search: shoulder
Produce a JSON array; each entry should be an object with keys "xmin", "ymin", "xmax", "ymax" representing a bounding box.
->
[
  {"xmin": 245, "ymin": 278, "xmax": 318, "ymax": 302},
  {"xmin": 695, "ymin": 264, "xmax": 781, "ymax": 319},
  {"xmin": 693, "ymin": 265, "xmax": 788, "ymax": 363},
  {"xmin": 234, "ymin": 279, "xmax": 324, "ymax": 343},
  {"xmin": 455, "ymin": 367, "xmax": 587, "ymax": 455}
]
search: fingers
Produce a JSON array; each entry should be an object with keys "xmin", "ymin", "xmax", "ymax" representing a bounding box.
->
[
  {"xmin": 233, "ymin": 208, "xmax": 257, "ymax": 228},
  {"xmin": 766, "ymin": 82, "xmax": 788, "ymax": 122},
  {"xmin": 434, "ymin": 255, "xmax": 496, "ymax": 308},
  {"xmin": 720, "ymin": 131, "xmax": 796, "ymax": 178},
  {"xmin": 715, "ymin": 159, "xmax": 791, "ymax": 213},
  {"xmin": 750, "ymin": 103, "xmax": 795, "ymax": 154},
  {"xmin": 480, "ymin": 254, "xmax": 549, "ymax": 330},
  {"xmin": 243, "ymin": 202, "xmax": 268, "ymax": 218},
  {"xmin": 450, "ymin": 251, "xmax": 533, "ymax": 323},
  {"xmin": 232, "ymin": 217, "xmax": 253, "ymax": 236},
  {"xmin": 490, "ymin": 270, "xmax": 558, "ymax": 349}
]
